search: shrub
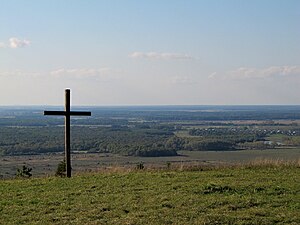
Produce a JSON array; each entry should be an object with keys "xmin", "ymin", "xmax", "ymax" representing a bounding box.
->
[
  {"xmin": 16, "ymin": 165, "xmax": 32, "ymax": 178},
  {"xmin": 136, "ymin": 162, "xmax": 144, "ymax": 170},
  {"xmin": 166, "ymin": 162, "xmax": 171, "ymax": 169},
  {"xmin": 55, "ymin": 160, "xmax": 66, "ymax": 177}
]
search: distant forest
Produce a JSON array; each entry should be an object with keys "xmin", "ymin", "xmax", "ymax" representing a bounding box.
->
[{"xmin": 1, "ymin": 105, "xmax": 300, "ymax": 156}]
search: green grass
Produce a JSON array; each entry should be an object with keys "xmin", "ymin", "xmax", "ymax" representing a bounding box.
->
[{"xmin": 1, "ymin": 165, "xmax": 299, "ymax": 224}]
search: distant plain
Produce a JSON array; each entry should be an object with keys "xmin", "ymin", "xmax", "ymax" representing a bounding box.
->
[{"xmin": 1, "ymin": 105, "xmax": 300, "ymax": 178}]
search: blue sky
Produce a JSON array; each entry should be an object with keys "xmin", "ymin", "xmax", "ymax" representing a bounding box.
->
[{"xmin": 0, "ymin": 0, "xmax": 299, "ymax": 105}]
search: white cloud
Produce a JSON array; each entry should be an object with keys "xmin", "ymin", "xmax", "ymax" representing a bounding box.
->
[
  {"xmin": 0, "ymin": 70, "xmax": 41, "ymax": 77},
  {"xmin": 208, "ymin": 72, "xmax": 217, "ymax": 79},
  {"xmin": 50, "ymin": 68, "xmax": 119, "ymax": 81},
  {"xmin": 0, "ymin": 42, "xmax": 6, "ymax": 48},
  {"xmin": 227, "ymin": 66, "xmax": 300, "ymax": 79},
  {"xmin": 170, "ymin": 76, "xmax": 195, "ymax": 85},
  {"xmin": 9, "ymin": 37, "xmax": 30, "ymax": 48},
  {"xmin": 0, "ymin": 68, "xmax": 119, "ymax": 81},
  {"xmin": 129, "ymin": 51, "xmax": 194, "ymax": 60}
]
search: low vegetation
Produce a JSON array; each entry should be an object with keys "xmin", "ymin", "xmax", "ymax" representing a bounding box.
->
[
  {"xmin": 1, "ymin": 162, "xmax": 299, "ymax": 224},
  {"xmin": 16, "ymin": 165, "xmax": 32, "ymax": 178},
  {"xmin": 55, "ymin": 160, "xmax": 66, "ymax": 177}
]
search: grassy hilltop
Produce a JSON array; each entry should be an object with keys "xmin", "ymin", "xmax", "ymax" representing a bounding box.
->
[{"xmin": 1, "ymin": 163, "xmax": 299, "ymax": 225}]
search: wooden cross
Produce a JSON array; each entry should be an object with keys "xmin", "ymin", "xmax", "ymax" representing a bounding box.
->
[{"xmin": 44, "ymin": 89, "xmax": 91, "ymax": 177}]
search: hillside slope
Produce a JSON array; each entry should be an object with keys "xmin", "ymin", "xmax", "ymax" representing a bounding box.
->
[{"xmin": 1, "ymin": 165, "xmax": 299, "ymax": 224}]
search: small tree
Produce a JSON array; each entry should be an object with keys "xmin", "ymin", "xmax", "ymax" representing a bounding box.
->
[
  {"xmin": 166, "ymin": 162, "xmax": 171, "ymax": 169},
  {"xmin": 16, "ymin": 165, "xmax": 32, "ymax": 178},
  {"xmin": 136, "ymin": 162, "xmax": 144, "ymax": 170},
  {"xmin": 55, "ymin": 160, "xmax": 66, "ymax": 177}
]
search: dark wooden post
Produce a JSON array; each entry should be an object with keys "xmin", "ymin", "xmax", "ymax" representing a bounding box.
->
[
  {"xmin": 44, "ymin": 89, "xmax": 91, "ymax": 178},
  {"xmin": 65, "ymin": 89, "xmax": 71, "ymax": 177}
]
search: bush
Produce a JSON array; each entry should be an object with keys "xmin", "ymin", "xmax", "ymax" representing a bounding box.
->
[
  {"xmin": 16, "ymin": 165, "xmax": 32, "ymax": 178},
  {"xmin": 55, "ymin": 160, "xmax": 66, "ymax": 177},
  {"xmin": 136, "ymin": 162, "xmax": 144, "ymax": 170}
]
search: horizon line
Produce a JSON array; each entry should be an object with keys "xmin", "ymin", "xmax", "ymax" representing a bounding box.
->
[{"xmin": 1, "ymin": 104, "xmax": 300, "ymax": 108}]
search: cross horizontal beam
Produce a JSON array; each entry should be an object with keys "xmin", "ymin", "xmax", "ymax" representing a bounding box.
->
[{"xmin": 44, "ymin": 111, "xmax": 91, "ymax": 116}]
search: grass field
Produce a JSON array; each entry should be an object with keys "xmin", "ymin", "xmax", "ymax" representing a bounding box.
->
[{"xmin": 1, "ymin": 163, "xmax": 299, "ymax": 224}]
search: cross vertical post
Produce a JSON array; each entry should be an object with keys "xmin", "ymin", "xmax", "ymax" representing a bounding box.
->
[
  {"xmin": 65, "ymin": 89, "xmax": 71, "ymax": 177},
  {"xmin": 44, "ymin": 89, "xmax": 91, "ymax": 178}
]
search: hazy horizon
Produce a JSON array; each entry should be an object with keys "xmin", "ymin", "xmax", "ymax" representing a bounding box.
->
[
  {"xmin": 1, "ymin": 104, "xmax": 300, "ymax": 108},
  {"xmin": 1, "ymin": 1, "xmax": 299, "ymax": 106}
]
